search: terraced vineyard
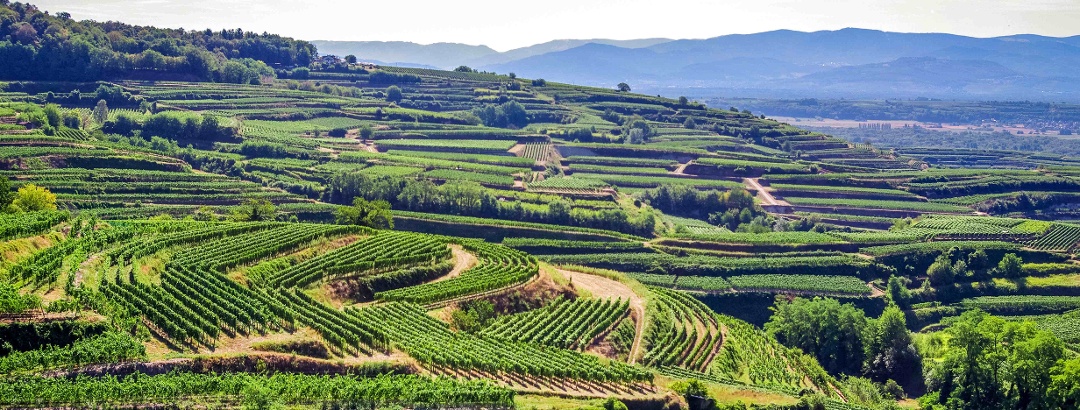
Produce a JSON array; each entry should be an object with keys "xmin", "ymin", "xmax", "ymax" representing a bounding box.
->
[
  {"xmin": 2, "ymin": 8, "xmax": 1080, "ymax": 408},
  {"xmin": 480, "ymin": 297, "xmax": 629, "ymax": 350}
]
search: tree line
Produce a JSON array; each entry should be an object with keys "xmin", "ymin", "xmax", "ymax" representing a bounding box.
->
[{"xmin": 0, "ymin": 1, "xmax": 314, "ymax": 83}]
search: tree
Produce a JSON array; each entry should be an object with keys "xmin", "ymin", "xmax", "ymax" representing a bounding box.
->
[
  {"xmin": 886, "ymin": 275, "xmax": 911, "ymax": 308},
  {"xmin": 61, "ymin": 111, "xmax": 81, "ymax": 128},
  {"xmin": 616, "ymin": 82, "xmax": 631, "ymax": 92},
  {"xmin": 864, "ymin": 306, "xmax": 922, "ymax": 391},
  {"xmin": 602, "ymin": 397, "xmax": 628, "ymax": 410},
  {"xmin": 11, "ymin": 184, "xmax": 57, "ymax": 212},
  {"xmin": 43, "ymin": 104, "xmax": 61, "ymax": 128},
  {"xmin": 996, "ymin": 253, "xmax": 1024, "ymax": 278},
  {"xmin": 385, "ymin": 85, "xmax": 403, "ymax": 103},
  {"xmin": 344, "ymin": 54, "xmax": 357, "ymax": 64},
  {"xmin": 1048, "ymin": 358, "xmax": 1080, "ymax": 408},
  {"xmin": 924, "ymin": 310, "xmax": 1067, "ymax": 410},
  {"xmin": 471, "ymin": 101, "xmax": 529, "ymax": 128},
  {"xmin": 927, "ymin": 254, "xmax": 958, "ymax": 286},
  {"xmin": 192, "ymin": 206, "xmax": 219, "ymax": 221},
  {"xmin": 765, "ymin": 297, "xmax": 869, "ymax": 375},
  {"xmin": 454, "ymin": 65, "xmax": 474, "ymax": 73},
  {"xmin": 450, "ymin": 299, "xmax": 495, "ymax": 332},
  {"xmin": 966, "ymin": 249, "xmax": 990, "ymax": 271},
  {"xmin": 678, "ymin": 96, "xmax": 689, "ymax": 105},
  {"xmin": 359, "ymin": 124, "xmax": 374, "ymax": 140},
  {"xmin": 92, "ymin": 99, "xmax": 109, "ymax": 124},
  {"xmin": 683, "ymin": 116, "xmax": 697, "ymax": 129},
  {"xmin": 335, "ymin": 197, "xmax": 393, "ymax": 229},
  {"xmin": 230, "ymin": 199, "xmax": 276, "ymax": 222}
]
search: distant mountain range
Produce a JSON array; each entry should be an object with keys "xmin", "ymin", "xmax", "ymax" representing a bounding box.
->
[{"xmin": 312, "ymin": 29, "xmax": 1080, "ymax": 101}]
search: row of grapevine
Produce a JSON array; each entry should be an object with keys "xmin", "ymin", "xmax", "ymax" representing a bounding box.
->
[
  {"xmin": 501, "ymin": 237, "xmax": 645, "ymax": 254},
  {"xmin": 641, "ymin": 288, "xmax": 722, "ymax": 372},
  {"xmin": 521, "ymin": 142, "xmax": 551, "ymax": 162},
  {"xmin": 260, "ymin": 231, "xmax": 450, "ymax": 288},
  {"xmin": 0, "ymin": 372, "xmax": 515, "ymax": 408},
  {"xmin": 275, "ymin": 288, "xmax": 388, "ymax": 355},
  {"xmin": 107, "ymin": 222, "xmax": 279, "ymax": 262},
  {"xmin": 11, "ymin": 225, "xmax": 136, "ymax": 284},
  {"xmin": 543, "ymin": 253, "xmax": 873, "ymax": 277},
  {"xmin": 712, "ymin": 312, "xmax": 841, "ymax": 398},
  {"xmin": 0, "ymin": 210, "xmax": 68, "ymax": 241},
  {"xmin": 480, "ymin": 297, "xmax": 629, "ymax": 350},
  {"xmin": 958, "ymin": 296, "xmax": 1080, "ymax": 315},
  {"xmin": 0, "ymin": 332, "xmax": 144, "ymax": 374},
  {"xmin": 1028, "ymin": 223, "xmax": 1080, "ymax": 252},
  {"xmin": 375, "ymin": 240, "xmax": 537, "ymax": 305},
  {"xmin": 171, "ymin": 224, "xmax": 362, "ymax": 272},
  {"xmin": 347, "ymin": 302, "xmax": 652, "ymax": 383}
]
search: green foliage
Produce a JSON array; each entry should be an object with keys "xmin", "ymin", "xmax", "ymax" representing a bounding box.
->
[
  {"xmin": 0, "ymin": 372, "xmax": 514, "ymax": 407},
  {"xmin": 472, "ymin": 101, "xmax": 528, "ymax": 128},
  {"xmin": 927, "ymin": 253, "xmax": 966, "ymax": 286},
  {"xmin": 996, "ymin": 253, "xmax": 1024, "ymax": 278},
  {"xmin": 359, "ymin": 124, "xmax": 375, "ymax": 140},
  {"xmin": 335, "ymin": 197, "xmax": 393, "ymax": 229},
  {"xmin": 385, "ymin": 85, "xmax": 403, "ymax": 103},
  {"xmin": 11, "ymin": 184, "xmax": 57, "ymax": 212},
  {"xmin": 230, "ymin": 199, "xmax": 277, "ymax": 222},
  {"xmin": 0, "ymin": 2, "xmax": 313, "ymax": 82},
  {"xmin": 886, "ymin": 275, "xmax": 911, "ymax": 308},
  {"xmin": 923, "ymin": 310, "xmax": 1073, "ymax": 410},
  {"xmin": 0, "ymin": 282, "xmax": 41, "ymax": 315},
  {"xmin": 0, "ymin": 331, "xmax": 144, "ymax": 373},
  {"xmin": 765, "ymin": 297, "xmax": 868, "ymax": 375},
  {"xmin": 864, "ymin": 306, "xmax": 921, "ymax": 390},
  {"xmin": 603, "ymin": 397, "xmax": 629, "ymax": 410},
  {"xmin": 481, "ymin": 297, "xmax": 628, "ymax": 349},
  {"xmin": 450, "ymin": 299, "xmax": 496, "ymax": 333},
  {"xmin": 0, "ymin": 175, "xmax": 14, "ymax": 211}
]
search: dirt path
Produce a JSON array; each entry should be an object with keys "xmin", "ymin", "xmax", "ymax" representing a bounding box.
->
[
  {"xmin": 556, "ymin": 268, "xmax": 647, "ymax": 365},
  {"xmin": 428, "ymin": 244, "xmax": 476, "ymax": 284},
  {"xmin": 868, "ymin": 281, "xmax": 885, "ymax": 298},
  {"xmin": 672, "ymin": 161, "xmax": 691, "ymax": 175},
  {"xmin": 745, "ymin": 178, "xmax": 790, "ymax": 206},
  {"xmin": 508, "ymin": 143, "xmax": 527, "ymax": 157}
]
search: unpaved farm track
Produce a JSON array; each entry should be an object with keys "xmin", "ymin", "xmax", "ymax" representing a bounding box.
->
[{"xmin": 745, "ymin": 177, "xmax": 790, "ymax": 207}]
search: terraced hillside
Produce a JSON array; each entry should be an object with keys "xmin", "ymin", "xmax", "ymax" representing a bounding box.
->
[{"xmin": 3, "ymin": 6, "xmax": 1080, "ymax": 408}]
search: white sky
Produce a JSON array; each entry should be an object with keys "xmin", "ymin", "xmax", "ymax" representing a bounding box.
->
[{"xmin": 32, "ymin": 0, "xmax": 1080, "ymax": 51}]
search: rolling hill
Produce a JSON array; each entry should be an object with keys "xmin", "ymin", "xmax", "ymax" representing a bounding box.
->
[{"xmin": 320, "ymin": 28, "xmax": 1080, "ymax": 101}]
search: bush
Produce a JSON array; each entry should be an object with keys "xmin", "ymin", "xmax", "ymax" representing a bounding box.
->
[
  {"xmin": 996, "ymin": 253, "xmax": 1023, "ymax": 278},
  {"xmin": 603, "ymin": 398, "xmax": 628, "ymax": 410}
]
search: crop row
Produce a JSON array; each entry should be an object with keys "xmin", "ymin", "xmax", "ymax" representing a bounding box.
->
[
  {"xmin": 348, "ymin": 302, "xmax": 652, "ymax": 382},
  {"xmin": 0, "ymin": 210, "xmax": 68, "ymax": 241},
  {"xmin": 375, "ymin": 240, "xmax": 537, "ymax": 305},
  {"xmin": 260, "ymin": 232, "xmax": 451, "ymax": 288},
  {"xmin": 481, "ymin": 297, "xmax": 629, "ymax": 350}
]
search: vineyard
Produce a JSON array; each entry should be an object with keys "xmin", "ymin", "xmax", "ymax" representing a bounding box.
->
[
  {"xmin": 480, "ymin": 297, "xmax": 629, "ymax": 350},
  {"xmin": 2, "ymin": 23, "xmax": 1080, "ymax": 409}
]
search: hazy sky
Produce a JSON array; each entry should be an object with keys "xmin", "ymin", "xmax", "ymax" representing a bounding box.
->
[{"xmin": 32, "ymin": 0, "xmax": 1080, "ymax": 51}]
